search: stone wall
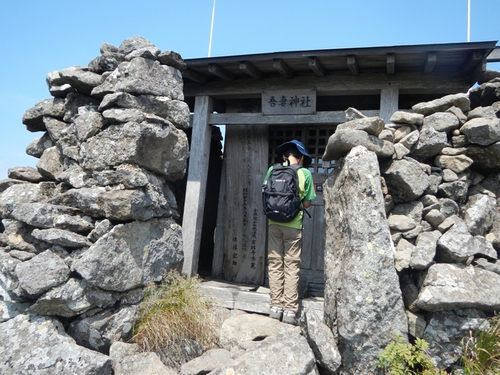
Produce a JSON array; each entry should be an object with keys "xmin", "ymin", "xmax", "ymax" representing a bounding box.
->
[
  {"xmin": 0, "ymin": 36, "xmax": 193, "ymax": 372},
  {"xmin": 323, "ymin": 71, "xmax": 500, "ymax": 372}
]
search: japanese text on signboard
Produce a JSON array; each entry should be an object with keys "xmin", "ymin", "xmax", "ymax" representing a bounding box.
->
[{"xmin": 262, "ymin": 89, "xmax": 316, "ymax": 115}]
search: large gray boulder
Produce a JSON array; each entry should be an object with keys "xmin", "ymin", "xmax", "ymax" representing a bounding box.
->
[
  {"xmin": 460, "ymin": 117, "xmax": 500, "ymax": 146},
  {"xmin": 412, "ymin": 93, "xmax": 471, "ymax": 116},
  {"xmin": 118, "ymin": 36, "xmax": 161, "ymax": 61},
  {"xmin": 212, "ymin": 331, "xmax": 318, "ymax": 375},
  {"xmin": 99, "ymin": 93, "xmax": 190, "ymax": 129},
  {"xmin": 91, "ymin": 57, "xmax": 184, "ymax": 100},
  {"xmin": 0, "ymin": 314, "xmax": 113, "ymax": 374},
  {"xmin": 180, "ymin": 348, "xmax": 234, "ymax": 375},
  {"xmin": 322, "ymin": 128, "xmax": 394, "ymax": 161},
  {"xmin": 0, "ymin": 295, "xmax": 29, "ymax": 323},
  {"xmin": 68, "ymin": 305, "xmax": 139, "ymax": 353},
  {"xmin": 0, "ymin": 178, "xmax": 28, "ymax": 194},
  {"xmin": 57, "ymin": 67, "xmax": 105, "ymax": 96},
  {"xmin": 31, "ymin": 228, "xmax": 91, "ymax": 248},
  {"xmin": 299, "ymin": 308, "xmax": 341, "ymax": 375},
  {"xmin": 22, "ymin": 98, "xmax": 66, "ymax": 132},
  {"xmin": 335, "ymin": 116, "xmax": 385, "ymax": 136},
  {"xmin": 72, "ymin": 108, "xmax": 105, "ymax": 141},
  {"xmin": 422, "ymin": 111, "xmax": 460, "ymax": 132},
  {"xmin": 0, "ymin": 220, "xmax": 37, "ymax": 253},
  {"xmin": 463, "ymin": 193, "xmax": 497, "ymax": 236},
  {"xmin": 0, "ymin": 249, "xmax": 24, "ymax": 297},
  {"xmin": 218, "ymin": 311, "xmax": 296, "ymax": 350},
  {"xmin": 410, "ymin": 230, "xmax": 441, "ymax": 269},
  {"xmin": 434, "ymin": 154, "xmax": 473, "ymax": 174},
  {"xmin": 10, "ymin": 202, "xmax": 80, "ymax": 229},
  {"xmin": 411, "ymin": 124, "xmax": 449, "ymax": 161},
  {"xmin": 437, "ymin": 221, "xmax": 497, "ymax": 262},
  {"xmin": 390, "ymin": 111, "xmax": 424, "ymax": 126},
  {"xmin": 466, "ymin": 142, "xmax": 500, "ymax": 173},
  {"xmin": 48, "ymin": 186, "xmax": 174, "ymax": 221},
  {"xmin": 323, "ymin": 146, "xmax": 408, "ymax": 374},
  {"xmin": 26, "ymin": 133, "xmax": 54, "ymax": 158},
  {"xmin": 15, "ymin": 250, "xmax": 70, "ymax": 296},
  {"xmin": 417, "ymin": 263, "xmax": 500, "ymax": 311},
  {"xmin": 0, "ymin": 182, "xmax": 56, "ymax": 218},
  {"xmin": 27, "ymin": 277, "xmax": 118, "ymax": 317},
  {"xmin": 382, "ymin": 158, "xmax": 430, "ymax": 203},
  {"xmin": 36, "ymin": 146, "xmax": 64, "ymax": 180},
  {"xmin": 422, "ymin": 309, "xmax": 488, "ymax": 369},
  {"xmin": 469, "ymin": 78, "xmax": 500, "ymax": 107},
  {"xmin": 62, "ymin": 92, "xmax": 100, "ymax": 122},
  {"xmin": 7, "ymin": 166, "xmax": 46, "ymax": 183},
  {"xmin": 79, "ymin": 121, "xmax": 188, "ymax": 181},
  {"xmin": 72, "ymin": 218, "xmax": 183, "ymax": 292},
  {"xmin": 110, "ymin": 341, "xmax": 176, "ymax": 375}
]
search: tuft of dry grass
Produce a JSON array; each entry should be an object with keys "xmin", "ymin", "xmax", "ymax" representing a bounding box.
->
[
  {"xmin": 133, "ymin": 270, "xmax": 219, "ymax": 353},
  {"xmin": 461, "ymin": 315, "xmax": 500, "ymax": 375}
]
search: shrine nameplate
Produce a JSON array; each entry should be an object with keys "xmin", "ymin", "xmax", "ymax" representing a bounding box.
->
[{"xmin": 262, "ymin": 88, "xmax": 316, "ymax": 115}]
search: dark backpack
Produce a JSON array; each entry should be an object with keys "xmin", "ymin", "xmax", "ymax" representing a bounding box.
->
[{"xmin": 262, "ymin": 163, "xmax": 302, "ymax": 222}]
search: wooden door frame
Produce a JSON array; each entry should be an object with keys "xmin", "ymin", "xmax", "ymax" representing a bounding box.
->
[{"xmin": 182, "ymin": 90, "xmax": 398, "ymax": 277}]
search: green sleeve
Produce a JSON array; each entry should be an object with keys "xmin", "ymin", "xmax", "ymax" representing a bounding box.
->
[{"xmin": 302, "ymin": 168, "xmax": 316, "ymax": 202}]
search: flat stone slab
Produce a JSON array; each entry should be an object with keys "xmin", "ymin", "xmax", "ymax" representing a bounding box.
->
[{"xmin": 417, "ymin": 263, "xmax": 500, "ymax": 311}]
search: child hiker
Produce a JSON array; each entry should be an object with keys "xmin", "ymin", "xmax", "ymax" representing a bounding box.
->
[{"xmin": 262, "ymin": 140, "xmax": 316, "ymax": 324}]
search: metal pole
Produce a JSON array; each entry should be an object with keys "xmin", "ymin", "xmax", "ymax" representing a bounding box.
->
[
  {"xmin": 208, "ymin": 0, "xmax": 216, "ymax": 57},
  {"xmin": 467, "ymin": 0, "xmax": 471, "ymax": 42}
]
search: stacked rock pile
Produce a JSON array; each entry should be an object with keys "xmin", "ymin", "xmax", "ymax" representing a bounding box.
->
[
  {"xmin": 322, "ymin": 71, "xmax": 500, "ymax": 370},
  {"xmin": 0, "ymin": 36, "xmax": 190, "ymax": 370}
]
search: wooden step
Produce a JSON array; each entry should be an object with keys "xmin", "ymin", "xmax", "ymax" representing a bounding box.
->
[{"xmin": 200, "ymin": 280, "xmax": 324, "ymax": 320}]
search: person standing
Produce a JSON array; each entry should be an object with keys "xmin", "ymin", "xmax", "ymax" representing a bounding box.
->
[{"xmin": 263, "ymin": 140, "xmax": 316, "ymax": 324}]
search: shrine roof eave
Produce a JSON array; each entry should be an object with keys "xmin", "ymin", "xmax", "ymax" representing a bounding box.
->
[{"xmin": 182, "ymin": 41, "xmax": 498, "ymax": 100}]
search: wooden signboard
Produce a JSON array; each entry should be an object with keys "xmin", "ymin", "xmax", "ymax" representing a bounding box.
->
[
  {"xmin": 221, "ymin": 124, "xmax": 269, "ymax": 284},
  {"xmin": 262, "ymin": 89, "xmax": 316, "ymax": 115}
]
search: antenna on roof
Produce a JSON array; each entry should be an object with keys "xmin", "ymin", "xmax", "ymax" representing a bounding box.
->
[
  {"xmin": 467, "ymin": 0, "xmax": 471, "ymax": 42},
  {"xmin": 208, "ymin": 0, "xmax": 216, "ymax": 57}
]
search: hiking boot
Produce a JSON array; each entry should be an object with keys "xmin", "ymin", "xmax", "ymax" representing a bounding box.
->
[
  {"xmin": 282, "ymin": 310, "xmax": 296, "ymax": 325},
  {"xmin": 269, "ymin": 306, "xmax": 283, "ymax": 320}
]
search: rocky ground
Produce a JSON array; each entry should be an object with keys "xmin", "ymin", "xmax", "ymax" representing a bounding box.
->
[{"xmin": 0, "ymin": 307, "xmax": 339, "ymax": 375}]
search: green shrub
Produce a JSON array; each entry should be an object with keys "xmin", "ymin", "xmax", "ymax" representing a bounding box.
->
[
  {"xmin": 378, "ymin": 335, "xmax": 448, "ymax": 375},
  {"xmin": 133, "ymin": 270, "xmax": 219, "ymax": 353},
  {"xmin": 461, "ymin": 315, "xmax": 500, "ymax": 375}
]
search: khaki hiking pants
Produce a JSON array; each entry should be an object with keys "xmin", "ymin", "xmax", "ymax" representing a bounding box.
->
[{"xmin": 267, "ymin": 224, "xmax": 302, "ymax": 312}]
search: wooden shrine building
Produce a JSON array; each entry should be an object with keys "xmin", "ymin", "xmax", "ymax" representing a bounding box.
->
[{"xmin": 180, "ymin": 41, "xmax": 499, "ymax": 298}]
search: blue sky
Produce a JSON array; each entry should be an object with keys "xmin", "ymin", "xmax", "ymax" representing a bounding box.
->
[{"xmin": 0, "ymin": 0, "xmax": 498, "ymax": 179}]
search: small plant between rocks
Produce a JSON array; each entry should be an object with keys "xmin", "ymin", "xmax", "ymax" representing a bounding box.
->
[
  {"xmin": 461, "ymin": 314, "xmax": 500, "ymax": 375},
  {"xmin": 133, "ymin": 270, "xmax": 220, "ymax": 354},
  {"xmin": 378, "ymin": 335, "xmax": 448, "ymax": 375}
]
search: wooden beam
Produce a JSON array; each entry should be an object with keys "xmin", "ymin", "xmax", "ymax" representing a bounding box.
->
[
  {"xmin": 308, "ymin": 57, "xmax": 326, "ymax": 77},
  {"xmin": 380, "ymin": 87, "xmax": 399, "ymax": 123},
  {"xmin": 207, "ymin": 110, "xmax": 380, "ymax": 125},
  {"xmin": 182, "ymin": 95, "xmax": 213, "ymax": 277},
  {"xmin": 424, "ymin": 52, "xmax": 437, "ymax": 73},
  {"xmin": 208, "ymin": 63, "xmax": 235, "ymax": 81},
  {"xmin": 184, "ymin": 71, "xmax": 474, "ymax": 98},
  {"xmin": 462, "ymin": 51, "xmax": 483, "ymax": 72},
  {"xmin": 212, "ymin": 162, "xmax": 226, "ymax": 279},
  {"xmin": 239, "ymin": 61, "xmax": 264, "ymax": 79},
  {"xmin": 273, "ymin": 58, "xmax": 294, "ymax": 78},
  {"xmin": 386, "ymin": 53, "xmax": 395, "ymax": 75},
  {"xmin": 182, "ymin": 68, "xmax": 207, "ymax": 83},
  {"xmin": 347, "ymin": 55, "xmax": 359, "ymax": 75}
]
